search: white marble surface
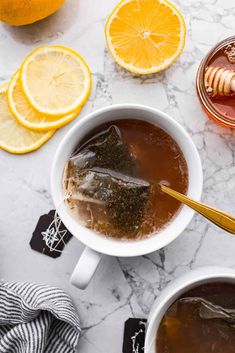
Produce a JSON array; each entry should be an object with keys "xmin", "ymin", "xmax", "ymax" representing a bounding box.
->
[{"xmin": 1, "ymin": 0, "xmax": 235, "ymax": 351}]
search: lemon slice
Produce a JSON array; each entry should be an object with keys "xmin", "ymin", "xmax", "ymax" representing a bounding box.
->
[
  {"xmin": 8, "ymin": 71, "xmax": 81, "ymax": 132},
  {"xmin": 21, "ymin": 46, "xmax": 92, "ymax": 116},
  {"xmin": 105, "ymin": 0, "xmax": 186, "ymax": 74},
  {"xmin": 0, "ymin": 83, "xmax": 54, "ymax": 154}
]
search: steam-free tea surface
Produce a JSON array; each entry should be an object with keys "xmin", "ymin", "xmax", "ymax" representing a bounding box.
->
[
  {"xmin": 63, "ymin": 119, "xmax": 188, "ymax": 240},
  {"xmin": 157, "ymin": 282, "xmax": 235, "ymax": 353}
]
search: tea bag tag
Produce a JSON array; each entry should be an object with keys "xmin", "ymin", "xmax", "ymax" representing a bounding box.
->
[
  {"xmin": 30, "ymin": 210, "xmax": 72, "ymax": 258},
  {"xmin": 123, "ymin": 318, "xmax": 147, "ymax": 353}
]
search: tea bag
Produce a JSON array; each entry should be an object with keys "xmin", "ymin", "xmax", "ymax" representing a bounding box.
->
[
  {"xmin": 67, "ymin": 125, "xmax": 137, "ymax": 175},
  {"xmin": 168, "ymin": 297, "xmax": 235, "ymax": 326},
  {"xmin": 64, "ymin": 125, "xmax": 151, "ymax": 237},
  {"xmin": 179, "ymin": 297, "xmax": 235, "ymax": 323}
]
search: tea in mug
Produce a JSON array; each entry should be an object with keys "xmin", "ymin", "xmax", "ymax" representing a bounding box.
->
[
  {"xmin": 63, "ymin": 119, "xmax": 188, "ymax": 240},
  {"xmin": 157, "ymin": 282, "xmax": 235, "ymax": 353}
]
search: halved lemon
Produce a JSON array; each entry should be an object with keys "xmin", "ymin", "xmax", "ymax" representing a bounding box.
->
[
  {"xmin": 8, "ymin": 71, "xmax": 81, "ymax": 132},
  {"xmin": 0, "ymin": 83, "xmax": 54, "ymax": 154},
  {"xmin": 21, "ymin": 46, "xmax": 92, "ymax": 116},
  {"xmin": 105, "ymin": 0, "xmax": 186, "ymax": 74}
]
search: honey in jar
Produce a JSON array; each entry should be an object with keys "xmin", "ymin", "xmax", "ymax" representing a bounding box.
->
[{"xmin": 196, "ymin": 36, "xmax": 235, "ymax": 128}]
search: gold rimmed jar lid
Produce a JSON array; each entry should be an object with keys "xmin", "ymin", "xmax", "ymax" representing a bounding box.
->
[{"xmin": 196, "ymin": 35, "xmax": 235, "ymax": 128}]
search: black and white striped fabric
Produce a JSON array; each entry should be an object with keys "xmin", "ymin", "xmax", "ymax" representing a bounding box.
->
[{"xmin": 0, "ymin": 282, "xmax": 81, "ymax": 353}]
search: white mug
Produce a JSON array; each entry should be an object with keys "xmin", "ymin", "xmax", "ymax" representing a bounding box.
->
[
  {"xmin": 51, "ymin": 104, "xmax": 203, "ymax": 289},
  {"xmin": 145, "ymin": 266, "xmax": 235, "ymax": 353}
]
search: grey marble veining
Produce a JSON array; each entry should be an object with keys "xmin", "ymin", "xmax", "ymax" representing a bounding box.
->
[{"xmin": 0, "ymin": 0, "xmax": 235, "ymax": 352}]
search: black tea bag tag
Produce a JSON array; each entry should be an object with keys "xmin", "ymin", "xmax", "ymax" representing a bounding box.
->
[
  {"xmin": 123, "ymin": 318, "xmax": 147, "ymax": 353},
  {"xmin": 30, "ymin": 210, "xmax": 72, "ymax": 258}
]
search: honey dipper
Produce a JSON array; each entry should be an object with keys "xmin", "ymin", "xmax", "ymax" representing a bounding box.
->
[{"xmin": 204, "ymin": 66, "xmax": 235, "ymax": 96}]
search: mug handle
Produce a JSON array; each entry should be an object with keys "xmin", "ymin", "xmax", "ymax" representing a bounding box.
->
[{"xmin": 70, "ymin": 247, "xmax": 102, "ymax": 289}]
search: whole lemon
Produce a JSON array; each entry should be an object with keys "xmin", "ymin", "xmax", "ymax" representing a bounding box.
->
[{"xmin": 0, "ymin": 0, "xmax": 65, "ymax": 26}]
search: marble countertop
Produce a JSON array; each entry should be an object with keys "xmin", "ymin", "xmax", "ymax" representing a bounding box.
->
[{"xmin": 1, "ymin": 0, "xmax": 235, "ymax": 351}]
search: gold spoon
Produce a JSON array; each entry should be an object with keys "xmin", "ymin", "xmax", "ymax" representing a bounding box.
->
[{"xmin": 159, "ymin": 184, "xmax": 235, "ymax": 234}]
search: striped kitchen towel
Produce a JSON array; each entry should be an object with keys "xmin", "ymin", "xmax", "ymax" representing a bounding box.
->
[{"xmin": 0, "ymin": 282, "xmax": 81, "ymax": 353}]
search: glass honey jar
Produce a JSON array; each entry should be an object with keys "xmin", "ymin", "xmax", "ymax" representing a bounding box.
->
[{"xmin": 196, "ymin": 35, "xmax": 235, "ymax": 128}]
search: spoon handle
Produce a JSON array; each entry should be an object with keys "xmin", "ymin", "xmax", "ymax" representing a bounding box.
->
[{"xmin": 160, "ymin": 184, "xmax": 235, "ymax": 234}]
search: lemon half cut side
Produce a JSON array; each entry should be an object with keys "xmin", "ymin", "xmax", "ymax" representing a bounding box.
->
[{"xmin": 105, "ymin": 0, "xmax": 186, "ymax": 74}]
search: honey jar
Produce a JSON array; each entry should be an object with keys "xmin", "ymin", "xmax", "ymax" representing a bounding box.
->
[{"xmin": 196, "ymin": 35, "xmax": 235, "ymax": 128}]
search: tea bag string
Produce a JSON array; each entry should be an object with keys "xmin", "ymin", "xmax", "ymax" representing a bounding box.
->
[{"xmin": 43, "ymin": 192, "xmax": 72, "ymax": 254}]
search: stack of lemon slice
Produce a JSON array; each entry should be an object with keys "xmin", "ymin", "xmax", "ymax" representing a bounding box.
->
[{"xmin": 0, "ymin": 46, "xmax": 91, "ymax": 154}]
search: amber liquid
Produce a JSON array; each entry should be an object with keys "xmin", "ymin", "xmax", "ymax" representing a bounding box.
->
[
  {"xmin": 208, "ymin": 45, "xmax": 235, "ymax": 119},
  {"xmin": 157, "ymin": 282, "xmax": 235, "ymax": 353},
  {"xmin": 65, "ymin": 119, "xmax": 188, "ymax": 240}
]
